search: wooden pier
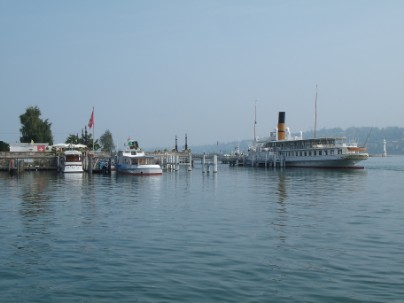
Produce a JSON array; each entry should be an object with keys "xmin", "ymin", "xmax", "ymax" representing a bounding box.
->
[
  {"xmin": 1, "ymin": 150, "xmax": 231, "ymax": 175},
  {"xmin": 0, "ymin": 151, "xmax": 114, "ymax": 175},
  {"xmin": 0, "ymin": 151, "xmax": 57, "ymax": 173}
]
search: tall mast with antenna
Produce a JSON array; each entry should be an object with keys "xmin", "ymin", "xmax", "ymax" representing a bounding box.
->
[
  {"xmin": 314, "ymin": 84, "xmax": 318, "ymax": 138},
  {"xmin": 254, "ymin": 100, "xmax": 257, "ymax": 147}
]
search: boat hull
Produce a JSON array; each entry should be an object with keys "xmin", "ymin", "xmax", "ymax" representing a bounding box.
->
[
  {"xmin": 247, "ymin": 152, "xmax": 369, "ymax": 169},
  {"xmin": 116, "ymin": 164, "xmax": 162, "ymax": 176},
  {"xmin": 62, "ymin": 164, "xmax": 84, "ymax": 173},
  {"xmin": 285, "ymin": 154, "xmax": 368, "ymax": 169},
  {"xmin": 285, "ymin": 159, "xmax": 365, "ymax": 169}
]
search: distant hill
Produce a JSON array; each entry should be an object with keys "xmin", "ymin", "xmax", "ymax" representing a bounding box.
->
[{"xmin": 187, "ymin": 127, "xmax": 404, "ymax": 155}]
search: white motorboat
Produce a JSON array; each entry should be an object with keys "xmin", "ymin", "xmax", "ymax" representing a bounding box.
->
[
  {"xmin": 116, "ymin": 140, "xmax": 162, "ymax": 175},
  {"xmin": 60, "ymin": 149, "xmax": 84, "ymax": 173}
]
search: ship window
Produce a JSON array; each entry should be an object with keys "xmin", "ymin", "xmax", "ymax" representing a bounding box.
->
[
  {"xmin": 319, "ymin": 150, "xmax": 322, "ymax": 156},
  {"xmin": 304, "ymin": 151, "xmax": 307, "ymax": 156}
]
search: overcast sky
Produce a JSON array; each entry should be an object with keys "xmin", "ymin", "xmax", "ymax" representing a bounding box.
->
[{"xmin": 1, "ymin": 0, "xmax": 403, "ymax": 149}]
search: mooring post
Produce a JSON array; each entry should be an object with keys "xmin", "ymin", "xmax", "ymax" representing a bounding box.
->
[
  {"xmin": 18, "ymin": 159, "xmax": 24, "ymax": 174},
  {"xmin": 108, "ymin": 158, "xmax": 112, "ymax": 174},
  {"xmin": 188, "ymin": 153, "xmax": 192, "ymax": 171},
  {"xmin": 170, "ymin": 155, "xmax": 174, "ymax": 171},
  {"xmin": 8, "ymin": 159, "xmax": 14, "ymax": 174},
  {"xmin": 88, "ymin": 156, "xmax": 93, "ymax": 175},
  {"xmin": 213, "ymin": 154, "xmax": 218, "ymax": 173},
  {"xmin": 202, "ymin": 154, "xmax": 206, "ymax": 173},
  {"xmin": 175, "ymin": 155, "xmax": 179, "ymax": 171}
]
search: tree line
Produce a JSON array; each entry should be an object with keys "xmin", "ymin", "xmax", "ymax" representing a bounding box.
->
[
  {"xmin": 2, "ymin": 106, "xmax": 404, "ymax": 155},
  {"xmin": 0, "ymin": 106, "xmax": 115, "ymax": 153}
]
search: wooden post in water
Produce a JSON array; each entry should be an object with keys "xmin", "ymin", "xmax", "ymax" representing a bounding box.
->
[
  {"xmin": 8, "ymin": 159, "xmax": 14, "ymax": 175},
  {"xmin": 213, "ymin": 155, "xmax": 218, "ymax": 173},
  {"xmin": 175, "ymin": 155, "xmax": 179, "ymax": 171},
  {"xmin": 202, "ymin": 154, "xmax": 206, "ymax": 173},
  {"xmin": 188, "ymin": 153, "xmax": 192, "ymax": 171},
  {"xmin": 88, "ymin": 156, "xmax": 93, "ymax": 175},
  {"xmin": 18, "ymin": 159, "xmax": 24, "ymax": 174}
]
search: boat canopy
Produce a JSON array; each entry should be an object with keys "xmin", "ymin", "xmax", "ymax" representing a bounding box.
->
[{"xmin": 263, "ymin": 137, "xmax": 346, "ymax": 149}]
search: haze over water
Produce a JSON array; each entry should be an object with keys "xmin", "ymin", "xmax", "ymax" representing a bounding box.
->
[{"xmin": 1, "ymin": 156, "xmax": 403, "ymax": 302}]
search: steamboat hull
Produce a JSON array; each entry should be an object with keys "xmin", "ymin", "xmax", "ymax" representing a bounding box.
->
[
  {"xmin": 247, "ymin": 150, "xmax": 369, "ymax": 169},
  {"xmin": 285, "ymin": 154, "xmax": 368, "ymax": 169}
]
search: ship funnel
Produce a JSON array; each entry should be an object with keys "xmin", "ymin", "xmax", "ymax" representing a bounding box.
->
[{"xmin": 277, "ymin": 112, "xmax": 286, "ymax": 140}]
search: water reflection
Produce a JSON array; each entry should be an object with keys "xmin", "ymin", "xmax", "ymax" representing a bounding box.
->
[
  {"xmin": 19, "ymin": 172, "xmax": 54, "ymax": 217},
  {"xmin": 269, "ymin": 167, "xmax": 368, "ymax": 243},
  {"xmin": 276, "ymin": 171, "xmax": 287, "ymax": 205},
  {"xmin": 62, "ymin": 172, "xmax": 85, "ymax": 186},
  {"xmin": 276, "ymin": 168, "xmax": 368, "ymax": 201},
  {"xmin": 115, "ymin": 172, "xmax": 163, "ymax": 202}
]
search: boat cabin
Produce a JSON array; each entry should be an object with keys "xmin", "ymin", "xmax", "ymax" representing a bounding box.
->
[{"xmin": 65, "ymin": 153, "xmax": 82, "ymax": 162}]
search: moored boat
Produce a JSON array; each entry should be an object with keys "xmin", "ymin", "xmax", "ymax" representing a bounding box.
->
[
  {"xmin": 60, "ymin": 149, "xmax": 84, "ymax": 173},
  {"xmin": 247, "ymin": 112, "xmax": 369, "ymax": 169},
  {"xmin": 116, "ymin": 140, "xmax": 162, "ymax": 175}
]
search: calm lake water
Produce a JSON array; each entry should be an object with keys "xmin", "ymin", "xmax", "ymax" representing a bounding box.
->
[{"xmin": 1, "ymin": 156, "xmax": 403, "ymax": 302}]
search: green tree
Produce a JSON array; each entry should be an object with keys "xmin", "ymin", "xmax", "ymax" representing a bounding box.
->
[
  {"xmin": 0, "ymin": 141, "xmax": 10, "ymax": 151},
  {"xmin": 99, "ymin": 130, "xmax": 114, "ymax": 154},
  {"xmin": 65, "ymin": 126, "xmax": 100, "ymax": 150},
  {"xmin": 19, "ymin": 106, "xmax": 53, "ymax": 144},
  {"xmin": 65, "ymin": 133, "xmax": 81, "ymax": 144}
]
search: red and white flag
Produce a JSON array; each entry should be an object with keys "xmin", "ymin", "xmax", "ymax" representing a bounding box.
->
[
  {"xmin": 37, "ymin": 145, "xmax": 46, "ymax": 152},
  {"xmin": 88, "ymin": 108, "xmax": 94, "ymax": 129}
]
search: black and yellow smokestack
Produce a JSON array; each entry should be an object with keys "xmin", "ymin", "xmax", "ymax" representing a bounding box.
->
[{"xmin": 277, "ymin": 112, "xmax": 286, "ymax": 140}]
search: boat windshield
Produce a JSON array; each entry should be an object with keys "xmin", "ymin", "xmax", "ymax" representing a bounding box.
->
[
  {"xmin": 131, "ymin": 158, "xmax": 155, "ymax": 165},
  {"xmin": 66, "ymin": 154, "xmax": 81, "ymax": 162}
]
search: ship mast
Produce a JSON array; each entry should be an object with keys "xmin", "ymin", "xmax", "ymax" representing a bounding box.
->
[
  {"xmin": 314, "ymin": 84, "xmax": 318, "ymax": 138},
  {"xmin": 254, "ymin": 100, "xmax": 257, "ymax": 147}
]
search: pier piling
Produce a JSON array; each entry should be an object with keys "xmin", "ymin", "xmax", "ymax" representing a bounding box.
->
[{"xmin": 213, "ymin": 155, "xmax": 218, "ymax": 173}]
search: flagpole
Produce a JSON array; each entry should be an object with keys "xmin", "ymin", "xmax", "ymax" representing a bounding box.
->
[
  {"xmin": 314, "ymin": 85, "xmax": 318, "ymax": 139},
  {"xmin": 92, "ymin": 106, "xmax": 95, "ymax": 151}
]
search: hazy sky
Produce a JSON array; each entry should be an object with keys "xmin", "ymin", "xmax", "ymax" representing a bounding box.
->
[{"xmin": 1, "ymin": 0, "xmax": 403, "ymax": 149}]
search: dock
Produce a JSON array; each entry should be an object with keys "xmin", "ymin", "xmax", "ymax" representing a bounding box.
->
[
  {"xmin": 0, "ymin": 151, "xmax": 57, "ymax": 173},
  {"xmin": 0, "ymin": 151, "xmax": 114, "ymax": 174},
  {"xmin": 1, "ymin": 149, "xmax": 233, "ymax": 175}
]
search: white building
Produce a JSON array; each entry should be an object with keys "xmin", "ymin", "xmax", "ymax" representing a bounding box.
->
[{"xmin": 9, "ymin": 143, "xmax": 51, "ymax": 152}]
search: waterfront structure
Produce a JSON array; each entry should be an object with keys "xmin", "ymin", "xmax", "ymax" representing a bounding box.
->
[{"xmin": 9, "ymin": 142, "xmax": 51, "ymax": 152}]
